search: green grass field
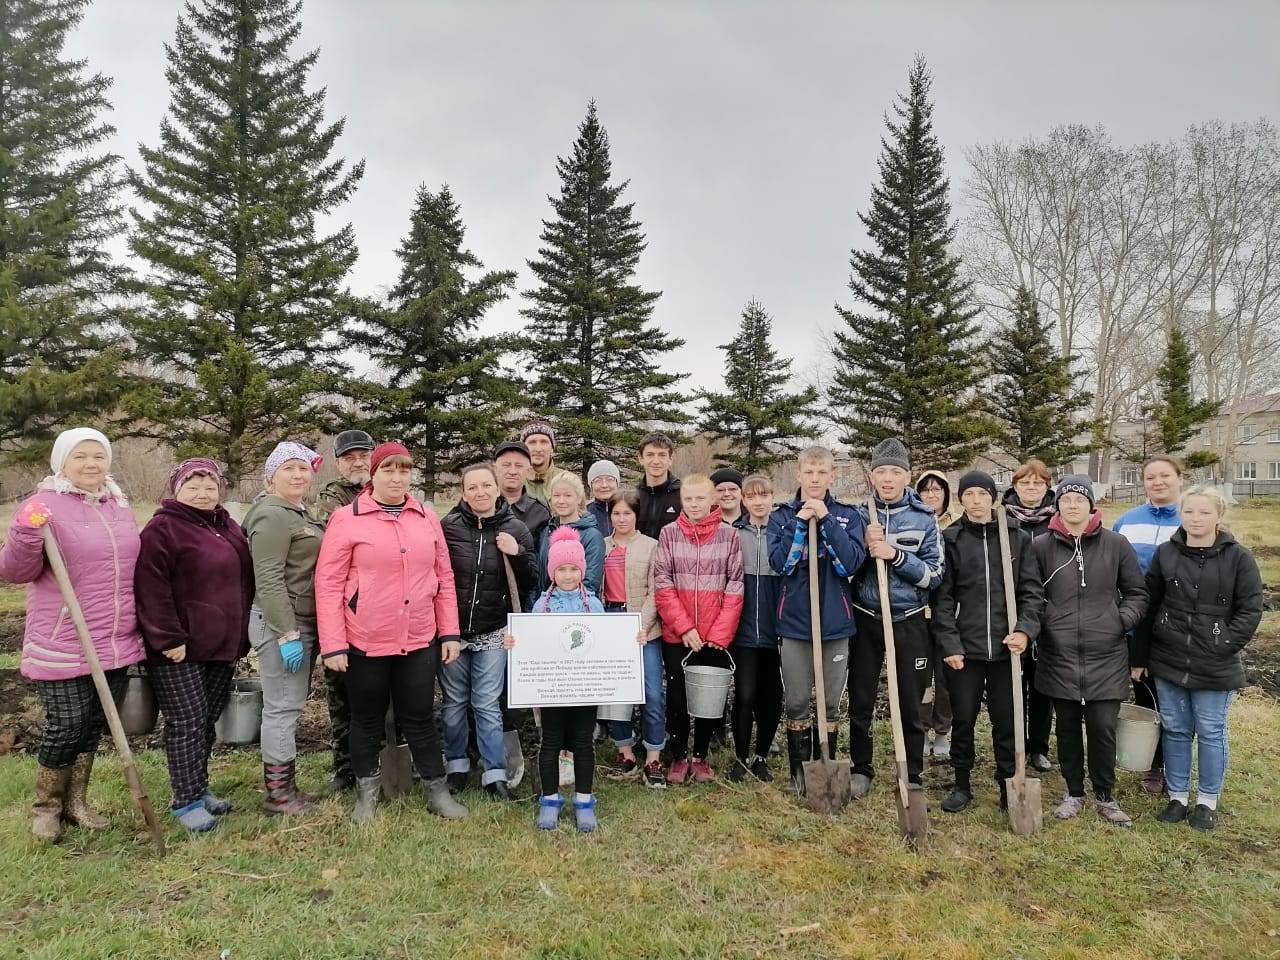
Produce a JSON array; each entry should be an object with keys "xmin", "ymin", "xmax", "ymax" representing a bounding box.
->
[{"xmin": 0, "ymin": 498, "xmax": 1277, "ymax": 958}]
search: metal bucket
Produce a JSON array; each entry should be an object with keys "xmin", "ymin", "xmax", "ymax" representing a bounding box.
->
[
  {"xmin": 683, "ymin": 650, "xmax": 735, "ymax": 719},
  {"xmin": 120, "ymin": 669, "xmax": 159, "ymax": 736},
  {"xmin": 215, "ymin": 677, "xmax": 264, "ymax": 745},
  {"xmin": 596, "ymin": 703, "xmax": 635, "ymax": 722},
  {"xmin": 1116, "ymin": 701, "xmax": 1161, "ymax": 773}
]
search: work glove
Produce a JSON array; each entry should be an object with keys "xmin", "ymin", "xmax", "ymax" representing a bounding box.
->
[{"xmin": 278, "ymin": 635, "xmax": 305, "ymax": 672}]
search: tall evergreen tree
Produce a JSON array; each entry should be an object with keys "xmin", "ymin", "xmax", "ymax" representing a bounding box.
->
[
  {"xmin": 347, "ymin": 184, "xmax": 517, "ymax": 493},
  {"xmin": 1149, "ymin": 321, "xmax": 1220, "ymax": 464},
  {"xmin": 698, "ymin": 299, "xmax": 818, "ymax": 473},
  {"xmin": 0, "ymin": 0, "xmax": 126, "ymax": 466},
  {"xmin": 988, "ymin": 286, "xmax": 1093, "ymax": 468},
  {"xmin": 126, "ymin": 0, "xmax": 363, "ymax": 485},
  {"xmin": 522, "ymin": 102, "xmax": 688, "ymax": 478},
  {"xmin": 829, "ymin": 57, "xmax": 990, "ymax": 469}
]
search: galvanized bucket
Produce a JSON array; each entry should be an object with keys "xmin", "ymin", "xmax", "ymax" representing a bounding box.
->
[
  {"xmin": 683, "ymin": 649, "xmax": 735, "ymax": 719},
  {"xmin": 120, "ymin": 668, "xmax": 159, "ymax": 736},
  {"xmin": 215, "ymin": 677, "xmax": 264, "ymax": 745}
]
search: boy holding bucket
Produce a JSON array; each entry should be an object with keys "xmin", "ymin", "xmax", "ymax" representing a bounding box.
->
[
  {"xmin": 653, "ymin": 474, "xmax": 744, "ymax": 784},
  {"xmin": 766, "ymin": 446, "xmax": 866, "ymax": 795}
]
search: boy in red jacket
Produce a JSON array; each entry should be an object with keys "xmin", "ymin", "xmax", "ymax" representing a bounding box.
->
[{"xmin": 653, "ymin": 474, "xmax": 745, "ymax": 784}]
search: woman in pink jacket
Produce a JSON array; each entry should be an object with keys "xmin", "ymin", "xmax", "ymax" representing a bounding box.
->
[
  {"xmin": 315, "ymin": 442, "xmax": 468, "ymax": 824},
  {"xmin": 0, "ymin": 428, "xmax": 145, "ymax": 841}
]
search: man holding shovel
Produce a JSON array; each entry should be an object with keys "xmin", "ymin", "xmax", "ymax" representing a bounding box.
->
[
  {"xmin": 767, "ymin": 446, "xmax": 866, "ymax": 796},
  {"xmin": 849, "ymin": 438, "xmax": 944, "ymax": 799},
  {"xmin": 931, "ymin": 471, "xmax": 1044, "ymax": 813}
]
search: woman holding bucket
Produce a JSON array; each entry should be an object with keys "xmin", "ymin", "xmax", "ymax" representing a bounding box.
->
[
  {"xmin": 242, "ymin": 441, "xmax": 327, "ymax": 815},
  {"xmin": 1134, "ymin": 486, "xmax": 1263, "ymax": 831},
  {"xmin": 653, "ymin": 474, "xmax": 744, "ymax": 785},
  {"xmin": 600, "ymin": 488, "xmax": 666, "ymax": 786},
  {"xmin": 135, "ymin": 458, "xmax": 253, "ymax": 831},
  {"xmin": 1, "ymin": 428, "xmax": 145, "ymax": 841}
]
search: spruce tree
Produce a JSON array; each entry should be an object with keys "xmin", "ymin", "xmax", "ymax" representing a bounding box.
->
[
  {"xmin": 988, "ymin": 286, "xmax": 1093, "ymax": 468},
  {"xmin": 347, "ymin": 184, "xmax": 517, "ymax": 493},
  {"xmin": 829, "ymin": 57, "xmax": 990, "ymax": 469},
  {"xmin": 698, "ymin": 299, "xmax": 818, "ymax": 473},
  {"xmin": 126, "ymin": 0, "xmax": 363, "ymax": 486},
  {"xmin": 1150, "ymin": 322, "xmax": 1220, "ymax": 463},
  {"xmin": 522, "ymin": 102, "xmax": 688, "ymax": 478},
  {"xmin": 0, "ymin": 0, "xmax": 126, "ymax": 466}
]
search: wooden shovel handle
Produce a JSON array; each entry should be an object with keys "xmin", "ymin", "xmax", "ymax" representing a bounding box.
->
[
  {"xmin": 502, "ymin": 555, "xmax": 523, "ymax": 614},
  {"xmin": 869, "ymin": 496, "xmax": 911, "ymax": 811},
  {"xmin": 995, "ymin": 505, "xmax": 1027, "ymax": 781},
  {"xmin": 807, "ymin": 518, "xmax": 831, "ymax": 761},
  {"xmin": 41, "ymin": 525, "xmax": 165, "ymax": 855}
]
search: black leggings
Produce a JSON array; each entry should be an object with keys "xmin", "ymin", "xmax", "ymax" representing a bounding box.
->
[
  {"xmin": 539, "ymin": 705, "xmax": 595, "ymax": 794},
  {"xmin": 1053, "ymin": 698, "xmax": 1121, "ymax": 800},
  {"xmin": 946, "ymin": 658, "xmax": 1015, "ymax": 786},
  {"xmin": 731, "ymin": 646, "xmax": 782, "ymax": 760},
  {"xmin": 343, "ymin": 643, "xmax": 445, "ymax": 781},
  {"xmin": 662, "ymin": 643, "xmax": 719, "ymax": 761}
]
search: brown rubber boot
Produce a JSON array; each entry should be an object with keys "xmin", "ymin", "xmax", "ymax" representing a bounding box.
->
[
  {"xmin": 263, "ymin": 761, "xmax": 314, "ymax": 815},
  {"xmin": 32, "ymin": 765, "xmax": 71, "ymax": 841},
  {"xmin": 63, "ymin": 753, "xmax": 110, "ymax": 829}
]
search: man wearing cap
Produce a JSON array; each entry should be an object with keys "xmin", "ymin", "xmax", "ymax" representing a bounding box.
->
[
  {"xmin": 586, "ymin": 460, "xmax": 621, "ymax": 537},
  {"xmin": 495, "ymin": 440, "xmax": 551, "ymax": 543},
  {"xmin": 314, "ymin": 428, "xmax": 374, "ymax": 792},
  {"xmin": 711, "ymin": 468, "xmax": 745, "ymax": 526},
  {"xmin": 519, "ymin": 422, "xmax": 567, "ymax": 508},
  {"xmin": 316, "ymin": 430, "xmax": 375, "ymax": 522}
]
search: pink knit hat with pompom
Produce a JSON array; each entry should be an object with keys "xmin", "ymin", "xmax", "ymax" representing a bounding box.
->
[{"xmin": 546, "ymin": 525, "xmax": 586, "ymax": 578}]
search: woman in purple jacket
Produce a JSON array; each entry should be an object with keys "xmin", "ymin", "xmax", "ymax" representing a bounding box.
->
[
  {"xmin": 0, "ymin": 428, "xmax": 145, "ymax": 842},
  {"xmin": 135, "ymin": 459, "xmax": 254, "ymax": 832}
]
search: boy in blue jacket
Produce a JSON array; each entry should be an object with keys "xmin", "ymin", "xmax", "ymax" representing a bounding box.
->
[
  {"xmin": 849, "ymin": 437, "xmax": 944, "ymax": 797},
  {"xmin": 767, "ymin": 446, "xmax": 867, "ymax": 795}
]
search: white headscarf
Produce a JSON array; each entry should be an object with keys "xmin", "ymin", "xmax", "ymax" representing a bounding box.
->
[{"xmin": 50, "ymin": 428, "xmax": 113, "ymax": 474}]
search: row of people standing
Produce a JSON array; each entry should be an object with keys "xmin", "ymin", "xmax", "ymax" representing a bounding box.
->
[{"xmin": 4, "ymin": 423, "xmax": 1263, "ymax": 838}]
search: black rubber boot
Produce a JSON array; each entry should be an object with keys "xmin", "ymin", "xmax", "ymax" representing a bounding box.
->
[
  {"xmin": 826, "ymin": 730, "xmax": 839, "ymax": 762},
  {"xmin": 808, "ymin": 724, "xmax": 821, "ymax": 760},
  {"xmin": 786, "ymin": 729, "xmax": 811, "ymax": 796}
]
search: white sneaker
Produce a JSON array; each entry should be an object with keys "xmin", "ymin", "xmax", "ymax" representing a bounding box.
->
[{"xmin": 931, "ymin": 734, "xmax": 950, "ymax": 761}]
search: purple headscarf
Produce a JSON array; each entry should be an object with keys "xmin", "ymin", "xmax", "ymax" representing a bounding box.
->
[{"xmin": 167, "ymin": 457, "xmax": 225, "ymax": 496}]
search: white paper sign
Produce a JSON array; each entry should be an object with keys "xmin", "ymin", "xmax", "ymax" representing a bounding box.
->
[{"xmin": 506, "ymin": 612, "xmax": 644, "ymax": 708}]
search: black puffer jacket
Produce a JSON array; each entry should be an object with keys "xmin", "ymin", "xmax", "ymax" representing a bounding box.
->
[
  {"xmin": 932, "ymin": 514, "xmax": 1043, "ymax": 661},
  {"xmin": 442, "ymin": 500, "xmax": 536, "ymax": 638},
  {"xmin": 1028, "ymin": 513, "xmax": 1148, "ymax": 701},
  {"xmin": 1133, "ymin": 529, "xmax": 1263, "ymax": 691}
]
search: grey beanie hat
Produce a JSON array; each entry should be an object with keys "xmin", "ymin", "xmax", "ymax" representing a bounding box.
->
[
  {"xmin": 870, "ymin": 436, "xmax": 910, "ymax": 472},
  {"xmin": 587, "ymin": 460, "xmax": 621, "ymax": 485},
  {"xmin": 1055, "ymin": 474, "xmax": 1095, "ymax": 509}
]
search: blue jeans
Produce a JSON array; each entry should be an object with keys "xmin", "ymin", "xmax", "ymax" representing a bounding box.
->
[
  {"xmin": 609, "ymin": 638, "xmax": 667, "ymax": 753},
  {"xmin": 439, "ymin": 645, "xmax": 507, "ymax": 786},
  {"xmin": 1155, "ymin": 677, "xmax": 1235, "ymax": 801}
]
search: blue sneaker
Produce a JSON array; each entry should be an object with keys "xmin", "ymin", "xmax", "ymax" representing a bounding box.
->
[
  {"xmin": 172, "ymin": 799, "xmax": 217, "ymax": 833},
  {"xmin": 573, "ymin": 795, "xmax": 597, "ymax": 833},
  {"xmin": 201, "ymin": 788, "xmax": 232, "ymax": 816},
  {"xmin": 536, "ymin": 794, "xmax": 564, "ymax": 830}
]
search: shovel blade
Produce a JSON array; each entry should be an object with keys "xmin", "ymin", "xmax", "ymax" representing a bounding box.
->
[
  {"xmin": 802, "ymin": 759, "xmax": 852, "ymax": 815},
  {"xmin": 893, "ymin": 782, "xmax": 929, "ymax": 848},
  {"xmin": 1004, "ymin": 774, "xmax": 1043, "ymax": 836}
]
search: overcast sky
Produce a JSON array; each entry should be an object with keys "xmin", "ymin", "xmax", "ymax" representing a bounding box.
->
[{"xmin": 68, "ymin": 0, "xmax": 1280, "ymax": 392}]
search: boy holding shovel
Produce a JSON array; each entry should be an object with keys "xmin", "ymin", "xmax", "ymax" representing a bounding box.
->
[
  {"xmin": 767, "ymin": 446, "xmax": 866, "ymax": 795},
  {"xmin": 849, "ymin": 438, "xmax": 944, "ymax": 798},
  {"xmin": 931, "ymin": 471, "xmax": 1044, "ymax": 813}
]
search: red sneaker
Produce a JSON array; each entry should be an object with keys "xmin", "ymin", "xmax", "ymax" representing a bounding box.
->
[
  {"xmin": 666, "ymin": 759, "xmax": 691, "ymax": 785},
  {"xmin": 690, "ymin": 758, "xmax": 716, "ymax": 783}
]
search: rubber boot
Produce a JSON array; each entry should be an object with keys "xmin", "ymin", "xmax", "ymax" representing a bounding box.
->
[
  {"xmin": 826, "ymin": 730, "xmax": 839, "ymax": 763},
  {"xmin": 352, "ymin": 774, "xmax": 381, "ymax": 825},
  {"xmin": 786, "ymin": 729, "xmax": 811, "ymax": 796},
  {"xmin": 808, "ymin": 724, "xmax": 821, "ymax": 760},
  {"xmin": 263, "ymin": 761, "xmax": 314, "ymax": 815},
  {"xmin": 32, "ymin": 765, "xmax": 71, "ymax": 842},
  {"xmin": 423, "ymin": 777, "xmax": 468, "ymax": 820},
  {"xmin": 63, "ymin": 753, "xmax": 110, "ymax": 829}
]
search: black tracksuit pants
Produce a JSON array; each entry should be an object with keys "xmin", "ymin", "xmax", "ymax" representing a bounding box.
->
[
  {"xmin": 849, "ymin": 611, "xmax": 930, "ymax": 784},
  {"xmin": 946, "ymin": 657, "xmax": 1016, "ymax": 787},
  {"xmin": 730, "ymin": 646, "xmax": 782, "ymax": 761},
  {"xmin": 1053, "ymin": 698, "xmax": 1121, "ymax": 800},
  {"xmin": 1024, "ymin": 651, "xmax": 1053, "ymax": 757}
]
